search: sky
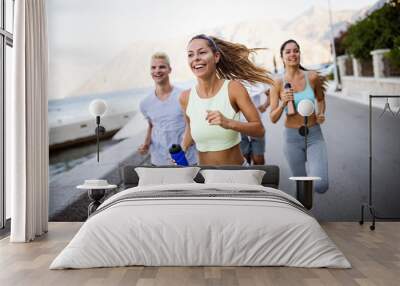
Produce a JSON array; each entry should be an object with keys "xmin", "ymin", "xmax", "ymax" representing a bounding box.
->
[
  {"xmin": 47, "ymin": 0, "xmax": 380, "ymax": 98},
  {"xmin": 48, "ymin": 0, "xmax": 379, "ymax": 57}
]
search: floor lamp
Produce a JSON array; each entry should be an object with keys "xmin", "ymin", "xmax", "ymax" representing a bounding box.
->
[
  {"xmin": 89, "ymin": 99, "xmax": 107, "ymax": 162},
  {"xmin": 290, "ymin": 99, "xmax": 319, "ymax": 210},
  {"xmin": 297, "ymin": 99, "xmax": 315, "ymax": 161},
  {"xmin": 78, "ymin": 99, "xmax": 113, "ymax": 217}
]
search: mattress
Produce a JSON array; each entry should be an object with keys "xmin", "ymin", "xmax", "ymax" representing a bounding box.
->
[{"xmin": 50, "ymin": 183, "xmax": 351, "ymax": 269}]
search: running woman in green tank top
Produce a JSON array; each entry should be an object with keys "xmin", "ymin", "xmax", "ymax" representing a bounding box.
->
[{"xmin": 179, "ymin": 34, "xmax": 273, "ymax": 165}]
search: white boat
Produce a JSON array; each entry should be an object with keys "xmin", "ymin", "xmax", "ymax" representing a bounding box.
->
[
  {"xmin": 49, "ymin": 110, "xmax": 136, "ymax": 150},
  {"xmin": 48, "ymin": 88, "xmax": 148, "ymax": 150}
]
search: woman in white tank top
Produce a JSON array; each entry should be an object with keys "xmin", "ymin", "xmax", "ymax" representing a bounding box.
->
[{"xmin": 179, "ymin": 34, "xmax": 273, "ymax": 165}]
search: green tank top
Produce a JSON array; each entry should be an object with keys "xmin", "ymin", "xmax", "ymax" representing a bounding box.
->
[{"xmin": 186, "ymin": 80, "xmax": 241, "ymax": 152}]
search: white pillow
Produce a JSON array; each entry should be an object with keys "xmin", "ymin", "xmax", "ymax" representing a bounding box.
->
[
  {"xmin": 200, "ymin": 169, "xmax": 266, "ymax": 185},
  {"xmin": 135, "ymin": 167, "xmax": 201, "ymax": 186}
]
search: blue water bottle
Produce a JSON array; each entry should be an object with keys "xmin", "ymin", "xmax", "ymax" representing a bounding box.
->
[{"xmin": 169, "ymin": 144, "xmax": 189, "ymax": 166}]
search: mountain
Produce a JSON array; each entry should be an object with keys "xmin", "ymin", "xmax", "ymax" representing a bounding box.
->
[
  {"xmin": 70, "ymin": 37, "xmax": 191, "ymax": 97},
  {"xmin": 284, "ymin": 6, "xmax": 354, "ymax": 40},
  {"xmin": 70, "ymin": 5, "xmax": 362, "ymax": 97}
]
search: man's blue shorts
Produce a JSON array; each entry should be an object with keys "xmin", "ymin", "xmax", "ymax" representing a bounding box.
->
[{"xmin": 240, "ymin": 134, "xmax": 265, "ymax": 156}]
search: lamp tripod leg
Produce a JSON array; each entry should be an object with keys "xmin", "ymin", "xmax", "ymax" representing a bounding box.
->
[
  {"xmin": 305, "ymin": 117, "xmax": 308, "ymax": 162},
  {"xmin": 369, "ymin": 206, "xmax": 376, "ymax": 231},
  {"xmin": 359, "ymin": 203, "xmax": 365, "ymax": 225},
  {"xmin": 305, "ymin": 133, "xmax": 307, "ymax": 162},
  {"xmin": 97, "ymin": 122, "xmax": 100, "ymax": 163}
]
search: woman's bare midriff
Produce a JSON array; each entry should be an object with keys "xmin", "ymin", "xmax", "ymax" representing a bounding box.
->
[
  {"xmin": 198, "ymin": 144, "xmax": 244, "ymax": 165},
  {"xmin": 285, "ymin": 113, "xmax": 318, "ymax": 129}
]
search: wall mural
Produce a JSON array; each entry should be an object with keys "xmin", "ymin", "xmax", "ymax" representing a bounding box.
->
[{"xmin": 47, "ymin": 0, "xmax": 400, "ymax": 224}]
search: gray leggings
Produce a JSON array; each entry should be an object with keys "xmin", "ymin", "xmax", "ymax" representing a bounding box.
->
[{"xmin": 283, "ymin": 124, "xmax": 329, "ymax": 193}]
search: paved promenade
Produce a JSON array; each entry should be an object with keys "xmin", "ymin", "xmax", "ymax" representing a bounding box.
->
[{"xmin": 265, "ymin": 93, "xmax": 400, "ymax": 220}]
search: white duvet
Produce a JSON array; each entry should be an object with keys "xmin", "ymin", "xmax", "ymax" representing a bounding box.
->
[{"xmin": 50, "ymin": 183, "xmax": 351, "ymax": 269}]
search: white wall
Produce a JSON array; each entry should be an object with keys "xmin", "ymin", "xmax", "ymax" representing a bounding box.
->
[{"xmin": 341, "ymin": 76, "xmax": 400, "ymax": 108}]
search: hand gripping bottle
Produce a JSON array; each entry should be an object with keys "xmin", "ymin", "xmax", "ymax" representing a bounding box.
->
[
  {"xmin": 169, "ymin": 144, "xmax": 189, "ymax": 166},
  {"xmin": 284, "ymin": 82, "xmax": 296, "ymax": 115}
]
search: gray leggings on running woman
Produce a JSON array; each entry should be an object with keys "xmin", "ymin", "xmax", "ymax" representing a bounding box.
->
[{"xmin": 283, "ymin": 124, "xmax": 329, "ymax": 193}]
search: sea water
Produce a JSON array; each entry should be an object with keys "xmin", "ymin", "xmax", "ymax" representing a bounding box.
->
[
  {"xmin": 48, "ymin": 81, "xmax": 194, "ymax": 127},
  {"xmin": 48, "ymin": 87, "xmax": 150, "ymax": 128},
  {"xmin": 48, "ymin": 81, "xmax": 194, "ymax": 178}
]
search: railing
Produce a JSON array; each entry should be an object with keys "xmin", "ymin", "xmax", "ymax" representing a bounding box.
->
[{"xmin": 338, "ymin": 49, "xmax": 400, "ymax": 79}]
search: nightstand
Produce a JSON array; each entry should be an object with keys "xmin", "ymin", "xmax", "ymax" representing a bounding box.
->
[
  {"xmin": 77, "ymin": 180, "xmax": 117, "ymax": 217},
  {"xmin": 289, "ymin": 176, "xmax": 321, "ymax": 210}
]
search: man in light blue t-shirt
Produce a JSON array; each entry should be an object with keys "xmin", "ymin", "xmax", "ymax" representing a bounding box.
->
[{"xmin": 138, "ymin": 52, "xmax": 197, "ymax": 165}]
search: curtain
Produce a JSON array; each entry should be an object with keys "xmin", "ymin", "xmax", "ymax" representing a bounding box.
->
[{"xmin": 9, "ymin": 0, "xmax": 49, "ymax": 242}]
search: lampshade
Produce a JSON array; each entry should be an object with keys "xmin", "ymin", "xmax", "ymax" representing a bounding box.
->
[
  {"xmin": 297, "ymin": 99, "xmax": 314, "ymax": 117},
  {"xmin": 89, "ymin": 99, "xmax": 107, "ymax": 117}
]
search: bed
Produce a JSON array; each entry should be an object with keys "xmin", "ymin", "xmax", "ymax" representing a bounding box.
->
[{"xmin": 50, "ymin": 165, "xmax": 350, "ymax": 269}]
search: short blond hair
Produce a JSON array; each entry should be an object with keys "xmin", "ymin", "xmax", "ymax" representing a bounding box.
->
[{"xmin": 151, "ymin": 52, "xmax": 171, "ymax": 67}]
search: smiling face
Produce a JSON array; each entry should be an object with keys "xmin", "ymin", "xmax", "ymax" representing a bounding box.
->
[
  {"xmin": 282, "ymin": 42, "xmax": 301, "ymax": 68},
  {"xmin": 187, "ymin": 38, "xmax": 220, "ymax": 79},
  {"xmin": 150, "ymin": 58, "xmax": 171, "ymax": 85}
]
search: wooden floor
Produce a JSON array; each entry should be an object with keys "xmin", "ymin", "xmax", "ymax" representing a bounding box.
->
[{"xmin": 0, "ymin": 222, "xmax": 399, "ymax": 286}]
